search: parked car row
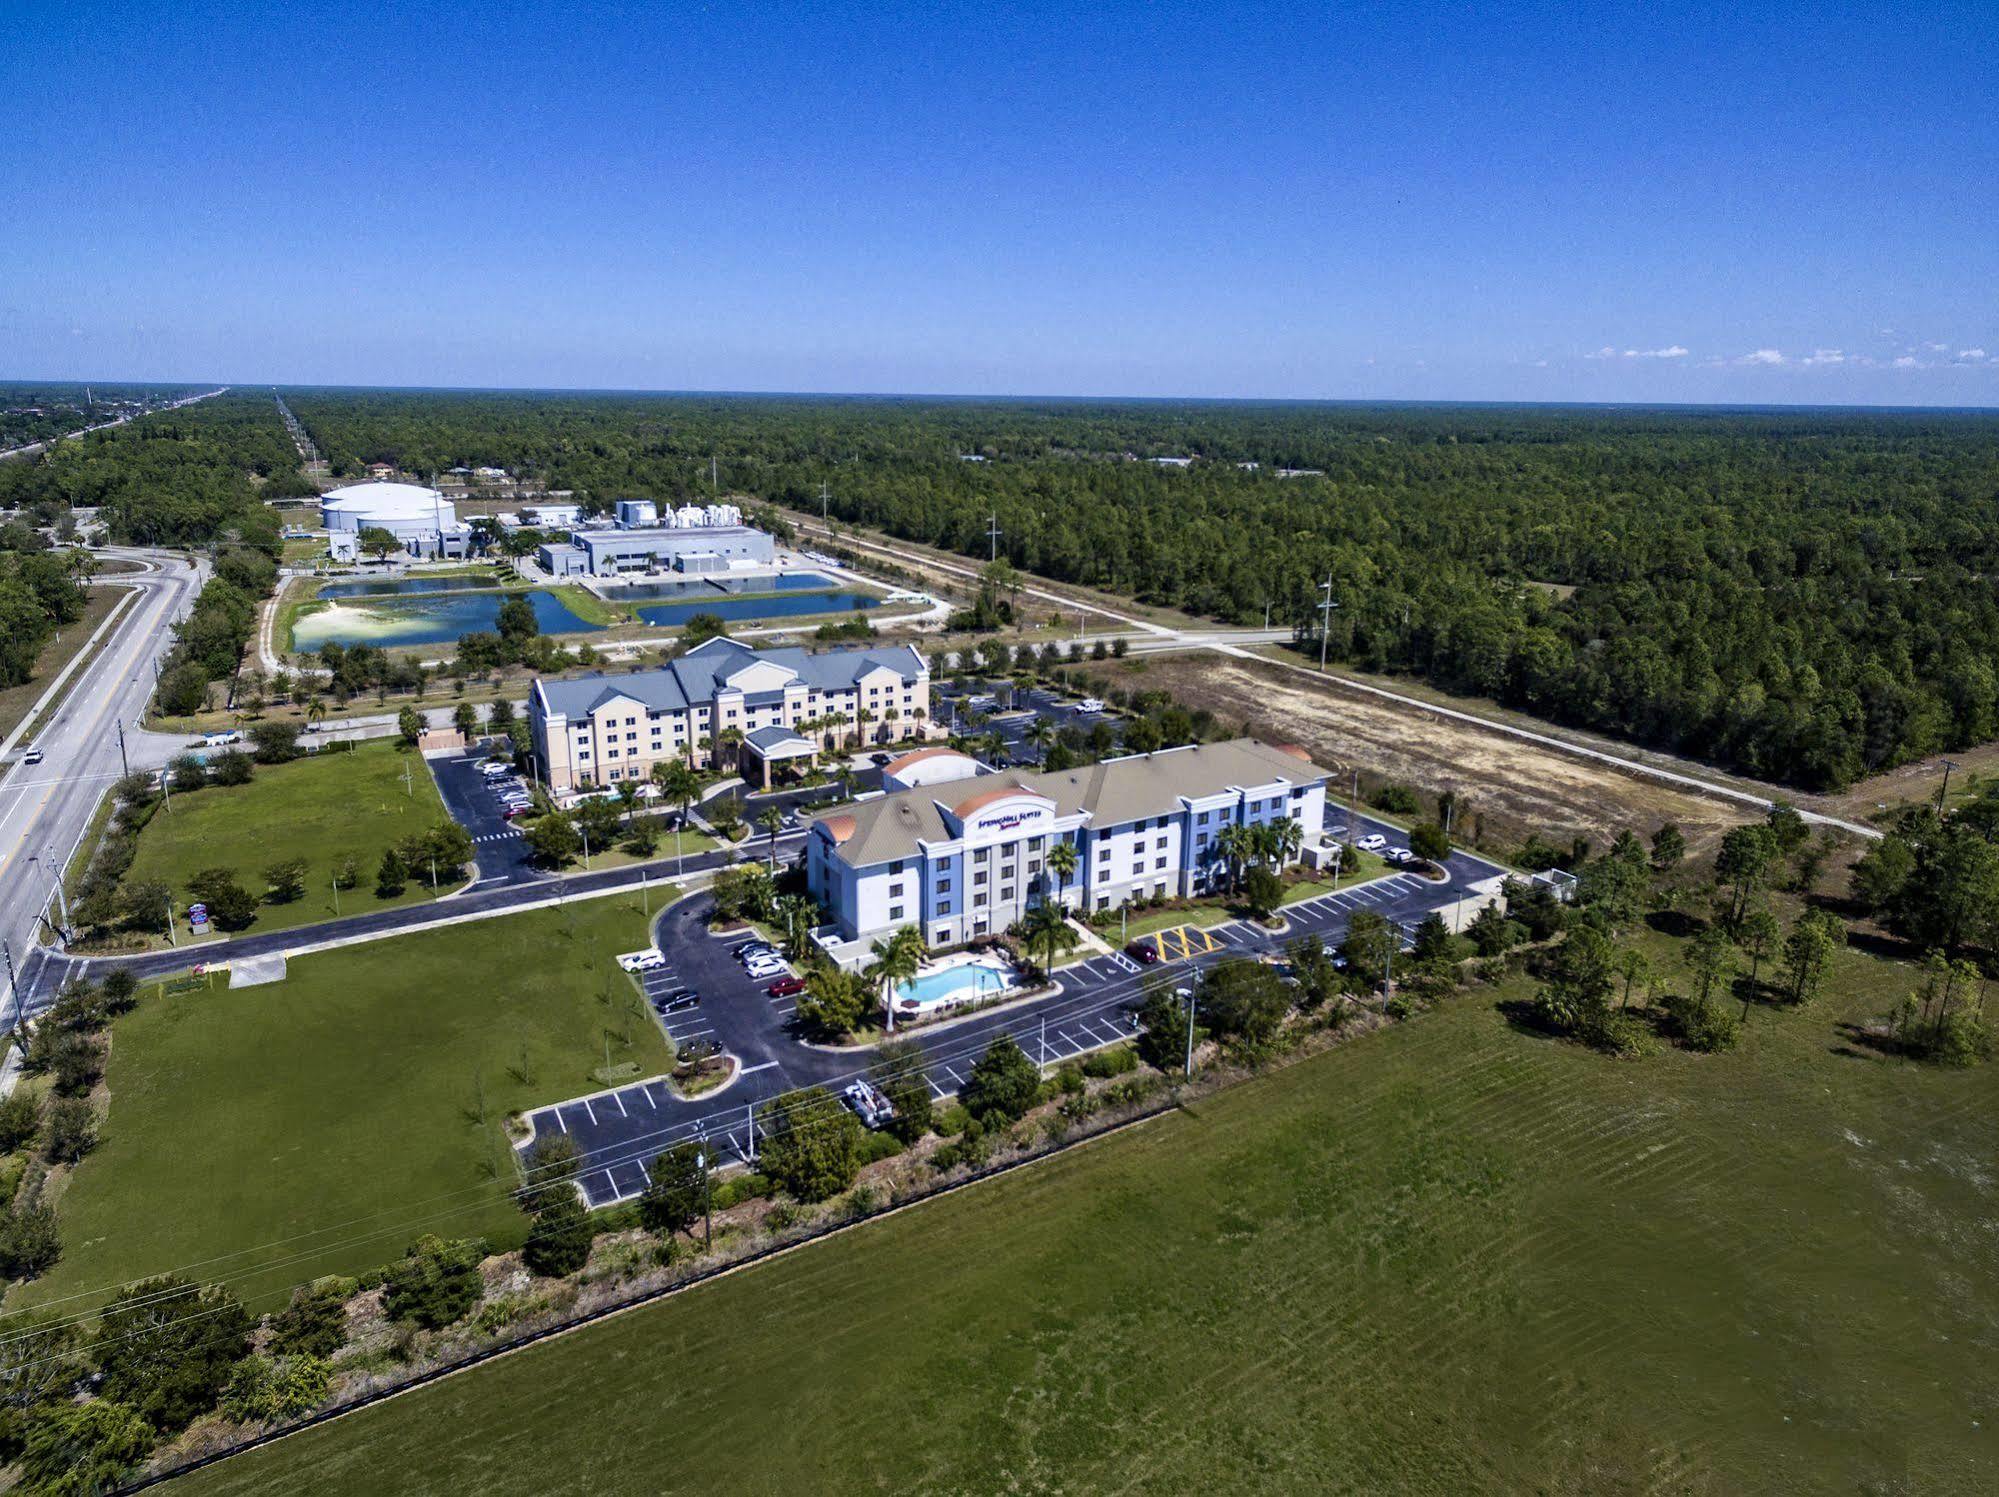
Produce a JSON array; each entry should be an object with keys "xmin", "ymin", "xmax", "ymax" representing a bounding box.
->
[
  {"xmin": 481, "ymin": 759, "xmax": 536, "ymax": 820},
  {"xmin": 733, "ymin": 938, "xmax": 790, "ymax": 982},
  {"xmin": 842, "ymin": 1078, "xmax": 896, "ymax": 1129}
]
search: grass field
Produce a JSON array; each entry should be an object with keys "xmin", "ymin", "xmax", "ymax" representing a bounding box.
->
[
  {"xmin": 21, "ymin": 895, "xmax": 672, "ymax": 1311},
  {"xmin": 117, "ymin": 740, "xmax": 453, "ymax": 942},
  {"xmin": 180, "ymin": 926, "xmax": 1999, "ymax": 1495}
]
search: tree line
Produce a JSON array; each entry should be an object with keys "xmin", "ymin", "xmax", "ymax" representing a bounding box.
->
[{"xmin": 277, "ymin": 391, "xmax": 1999, "ymax": 791}]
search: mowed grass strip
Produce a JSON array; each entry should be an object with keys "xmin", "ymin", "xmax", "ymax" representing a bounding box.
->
[
  {"xmin": 180, "ymin": 947, "xmax": 1999, "ymax": 1496},
  {"xmin": 124, "ymin": 739, "xmax": 452, "ymax": 938},
  {"xmin": 19, "ymin": 895, "xmax": 672, "ymax": 1311}
]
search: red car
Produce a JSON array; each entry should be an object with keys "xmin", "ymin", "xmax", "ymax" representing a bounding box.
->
[
  {"xmin": 1126, "ymin": 940, "xmax": 1160, "ymax": 964},
  {"xmin": 767, "ymin": 975, "xmax": 807, "ymax": 997}
]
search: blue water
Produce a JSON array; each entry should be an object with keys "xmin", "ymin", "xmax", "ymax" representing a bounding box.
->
[
  {"xmin": 316, "ymin": 575, "xmax": 500, "ymax": 599},
  {"xmin": 638, "ymin": 590, "xmax": 879, "ymax": 627},
  {"xmin": 292, "ymin": 590, "xmax": 604, "ymax": 649},
  {"xmin": 895, "ymin": 960, "xmax": 1013, "ymax": 1007},
  {"xmin": 612, "ymin": 572, "xmax": 839, "ymax": 602}
]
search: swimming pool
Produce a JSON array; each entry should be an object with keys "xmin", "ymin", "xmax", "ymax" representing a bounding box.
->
[{"xmin": 893, "ymin": 954, "xmax": 1020, "ymax": 1014}]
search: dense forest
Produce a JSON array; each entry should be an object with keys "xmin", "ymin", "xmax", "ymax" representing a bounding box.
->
[
  {"xmin": 285, "ymin": 391, "xmax": 1999, "ymax": 791},
  {"xmin": 0, "ymin": 391, "xmax": 309, "ymax": 550},
  {"xmin": 0, "ymin": 381, "xmax": 209, "ymax": 451}
]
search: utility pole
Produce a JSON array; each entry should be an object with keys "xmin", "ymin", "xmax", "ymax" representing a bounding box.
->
[
  {"xmin": 331, "ymin": 871, "xmax": 340, "ymax": 916},
  {"xmin": 1039, "ymin": 1014, "xmax": 1047, "ymax": 1068},
  {"xmin": 1183, "ymin": 985, "xmax": 1198, "ymax": 1077},
  {"xmin": 745, "ymin": 1102, "xmax": 756, "ymax": 1165},
  {"xmin": 820, "ymin": 481, "xmax": 830, "ymax": 523},
  {"xmin": 697, "ymin": 1124, "xmax": 713, "ymax": 1248},
  {"xmin": 1316, "ymin": 573, "xmax": 1338, "ymax": 671},
  {"xmin": 710, "ymin": 455, "xmax": 718, "ymax": 495},
  {"xmin": 115, "ymin": 719, "xmax": 131, "ymax": 779},
  {"xmin": 1938, "ymin": 757, "xmax": 1961, "ymax": 812},
  {"xmin": 165, "ymin": 896, "xmax": 178, "ymax": 947},
  {"xmin": 986, "ymin": 512, "xmax": 1001, "ymax": 562},
  {"xmin": 1, "ymin": 939, "xmax": 22, "ymax": 1048},
  {"xmin": 1382, "ymin": 921, "xmax": 1398, "ymax": 999}
]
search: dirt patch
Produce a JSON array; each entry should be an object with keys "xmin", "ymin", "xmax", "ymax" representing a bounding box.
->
[
  {"xmin": 1103, "ymin": 653, "xmax": 1754, "ymax": 854},
  {"xmin": 1825, "ymin": 745, "xmax": 1999, "ymax": 824}
]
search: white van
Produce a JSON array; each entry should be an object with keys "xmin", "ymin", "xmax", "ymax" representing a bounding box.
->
[{"xmin": 1077, "ymin": 698, "xmax": 1105, "ymax": 714}]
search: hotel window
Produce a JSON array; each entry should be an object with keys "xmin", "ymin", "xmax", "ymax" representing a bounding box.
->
[
  {"xmin": 889, "ymin": 906, "xmax": 904, "ymax": 921},
  {"xmin": 938, "ymin": 901, "xmax": 952, "ymax": 915},
  {"xmin": 1154, "ymin": 856, "xmax": 1168, "ymax": 871},
  {"xmin": 1000, "ymin": 886, "xmax": 1014, "ymax": 901},
  {"xmin": 937, "ymin": 878, "xmax": 952, "ymax": 893},
  {"xmin": 974, "ymin": 870, "xmax": 988, "ymax": 886}
]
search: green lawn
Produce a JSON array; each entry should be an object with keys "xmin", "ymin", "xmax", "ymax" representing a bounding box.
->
[
  {"xmin": 181, "ymin": 933, "xmax": 1998, "ymax": 1495},
  {"xmin": 119, "ymin": 740, "xmax": 453, "ymax": 943},
  {"xmin": 23, "ymin": 895, "xmax": 673, "ymax": 1311}
]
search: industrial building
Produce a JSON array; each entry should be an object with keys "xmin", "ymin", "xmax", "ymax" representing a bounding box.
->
[
  {"xmin": 528, "ymin": 636, "xmax": 932, "ymax": 793},
  {"xmin": 805, "ymin": 738, "xmax": 1328, "ymax": 959},
  {"xmin": 320, "ymin": 481, "xmax": 469, "ymax": 560},
  {"xmin": 537, "ymin": 523, "xmax": 773, "ymax": 577}
]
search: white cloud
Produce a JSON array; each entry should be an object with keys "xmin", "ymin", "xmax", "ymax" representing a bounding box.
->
[
  {"xmin": 1801, "ymin": 349, "xmax": 1845, "ymax": 366},
  {"xmin": 1740, "ymin": 348, "xmax": 1786, "ymax": 366},
  {"xmin": 1588, "ymin": 344, "xmax": 1688, "ymax": 360},
  {"xmin": 1958, "ymin": 348, "xmax": 1987, "ymax": 361},
  {"xmin": 1927, "ymin": 341, "xmax": 1950, "ymax": 353},
  {"xmin": 1892, "ymin": 355, "xmax": 1921, "ymax": 369}
]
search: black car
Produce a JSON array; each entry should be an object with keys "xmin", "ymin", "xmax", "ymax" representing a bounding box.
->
[
  {"xmin": 731, "ymin": 940, "xmax": 773, "ymax": 959},
  {"xmin": 652, "ymin": 989, "xmax": 700, "ymax": 1014}
]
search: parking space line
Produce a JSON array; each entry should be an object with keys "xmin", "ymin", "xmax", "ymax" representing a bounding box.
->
[
  {"xmin": 550, "ymin": 1109, "xmax": 567, "ymax": 1133},
  {"xmin": 582, "ymin": 1098, "xmax": 597, "ymax": 1124},
  {"xmin": 612, "ymin": 1090, "xmax": 628, "ymax": 1116}
]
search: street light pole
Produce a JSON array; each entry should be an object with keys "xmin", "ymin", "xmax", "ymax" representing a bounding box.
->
[
  {"xmin": 1, "ymin": 939, "xmax": 22, "ymax": 1048},
  {"xmin": 1183, "ymin": 985, "xmax": 1197, "ymax": 1077},
  {"xmin": 115, "ymin": 719, "xmax": 131, "ymax": 779}
]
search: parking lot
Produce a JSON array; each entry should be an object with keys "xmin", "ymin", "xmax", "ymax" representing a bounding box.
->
[
  {"xmin": 431, "ymin": 747, "xmax": 538, "ymax": 886},
  {"xmin": 933, "ymin": 681, "xmax": 1123, "ymax": 766},
  {"xmin": 517, "ymin": 814, "xmax": 1500, "ymax": 1208}
]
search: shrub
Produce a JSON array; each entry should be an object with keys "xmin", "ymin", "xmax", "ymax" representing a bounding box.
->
[
  {"xmin": 44, "ymin": 1097, "xmax": 97, "ymax": 1163},
  {"xmin": 1081, "ymin": 1045, "xmax": 1138, "ymax": 1079},
  {"xmin": 0, "ymin": 1202, "xmax": 62, "ymax": 1280},
  {"xmin": 0, "ymin": 1092, "xmax": 41, "ymax": 1152},
  {"xmin": 51, "ymin": 1033, "xmax": 104, "ymax": 1096},
  {"xmin": 20, "ymin": 1400, "xmax": 154, "ymax": 1494},
  {"xmin": 266, "ymin": 1280, "xmax": 353, "ymax": 1359},
  {"xmin": 99, "ymin": 968, "xmax": 140, "ymax": 1014},
  {"xmin": 522, "ymin": 1191, "xmax": 595, "ymax": 1278},
  {"xmin": 710, "ymin": 1172, "xmax": 772, "ymax": 1210},
  {"xmin": 221, "ymin": 1353, "xmax": 332, "ymax": 1424},
  {"xmin": 1661, "ymin": 991, "xmax": 1740, "ymax": 1053},
  {"xmin": 381, "ymin": 1235, "xmax": 486, "ymax": 1329},
  {"xmin": 758, "ymin": 1089, "xmax": 864, "ymax": 1203},
  {"xmin": 95, "ymin": 1276, "xmax": 252, "ymax": 1433},
  {"xmin": 960, "ymin": 1036, "xmax": 1041, "ymax": 1124},
  {"xmin": 210, "ymin": 749, "xmax": 255, "ymax": 786},
  {"xmin": 1370, "ymin": 783, "xmax": 1422, "ymax": 816}
]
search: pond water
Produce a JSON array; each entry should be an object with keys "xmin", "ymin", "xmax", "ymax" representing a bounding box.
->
[
  {"xmin": 636, "ymin": 589, "xmax": 880, "ymax": 628},
  {"xmin": 315, "ymin": 574, "xmax": 501, "ymax": 599},
  {"xmin": 291, "ymin": 590, "xmax": 603, "ymax": 650},
  {"xmin": 610, "ymin": 571, "xmax": 840, "ymax": 602}
]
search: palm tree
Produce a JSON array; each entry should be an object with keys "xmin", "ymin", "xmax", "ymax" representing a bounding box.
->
[
  {"xmin": 1024, "ymin": 717, "xmax": 1056, "ymax": 764},
  {"xmin": 823, "ymin": 710, "xmax": 850, "ymax": 751},
  {"xmin": 718, "ymin": 726, "xmax": 744, "ymax": 773},
  {"xmin": 775, "ymin": 893, "xmax": 817, "ymax": 960},
  {"xmin": 1045, "ymin": 838, "xmax": 1079, "ymax": 907},
  {"xmin": 304, "ymin": 696, "xmax": 326, "ymax": 733},
  {"xmin": 1020, "ymin": 900, "xmax": 1078, "ymax": 977},
  {"xmin": 978, "ymin": 730, "xmax": 1010, "ymax": 767},
  {"xmin": 1268, "ymin": 816, "xmax": 1303, "ymax": 869},
  {"xmin": 866, "ymin": 925, "xmax": 926, "ymax": 1034},
  {"xmin": 757, "ymin": 805, "xmax": 785, "ymax": 869},
  {"xmin": 651, "ymin": 756, "xmax": 701, "ymax": 873},
  {"xmin": 1213, "ymin": 823, "xmax": 1254, "ymax": 894}
]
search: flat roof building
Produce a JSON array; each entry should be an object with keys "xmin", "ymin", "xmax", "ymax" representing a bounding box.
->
[
  {"xmin": 807, "ymin": 738, "xmax": 1328, "ymax": 961},
  {"xmin": 573, "ymin": 524, "xmax": 773, "ymax": 576},
  {"xmin": 320, "ymin": 481, "xmax": 468, "ymax": 559}
]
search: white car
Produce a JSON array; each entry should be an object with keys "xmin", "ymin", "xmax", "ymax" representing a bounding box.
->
[
  {"xmin": 842, "ymin": 1080, "xmax": 896, "ymax": 1129},
  {"xmin": 1358, "ymin": 833, "xmax": 1388, "ymax": 852},
  {"xmin": 1077, "ymin": 698, "xmax": 1105, "ymax": 713},
  {"xmin": 1383, "ymin": 847, "xmax": 1413, "ymax": 865},
  {"xmin": 745, "ymin": 957, "xmax": 788, "ymax": 979},
  {"xmin": 479, "ymin": 761, "xmax": 511, "ymax": 778},
  {"xmin": 616, "ymin": 949, "xmax": 667, "ymax": 973}
]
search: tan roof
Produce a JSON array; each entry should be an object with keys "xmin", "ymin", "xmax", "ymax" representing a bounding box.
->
[
  {"xmin": 881, "ymin": 746, "xmax": 969, "ymax": 777},
  {"xmin": 811, "ymin": 738, "xmax": 1322, "ymax": 868}
]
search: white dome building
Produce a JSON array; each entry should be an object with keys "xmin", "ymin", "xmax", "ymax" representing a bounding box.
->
[{"xmin": 320, "ymin": 481, "xmax": 469, "ymax": 560}]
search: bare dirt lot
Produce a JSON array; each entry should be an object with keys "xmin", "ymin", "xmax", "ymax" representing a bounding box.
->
[{"xmin": 1098, "ymin": 651, "xmax": 1757, "ymax": 854}]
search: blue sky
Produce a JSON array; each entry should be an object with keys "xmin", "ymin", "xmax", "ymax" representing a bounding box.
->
[{"xmin": 3, "ymin": 1, "xmax": 1994, "ymax": 403}]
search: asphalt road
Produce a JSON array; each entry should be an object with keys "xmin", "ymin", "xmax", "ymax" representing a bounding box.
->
[
  {"xmin": 0, "ymin": 549, "xmax": 206, "ymax": 1026},
  {"xmin": 520, "ymin": 812, "xmax": 1509, "ymax": 1208}
]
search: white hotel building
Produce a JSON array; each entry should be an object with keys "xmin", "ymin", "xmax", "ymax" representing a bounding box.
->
[
  {"xmin": 807, "ymin": 738, "xmax": 1328, "ymax": 960},
  {"xmin": 528, "ymin": 637, "xmax": 930, "ymax": 793}
]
